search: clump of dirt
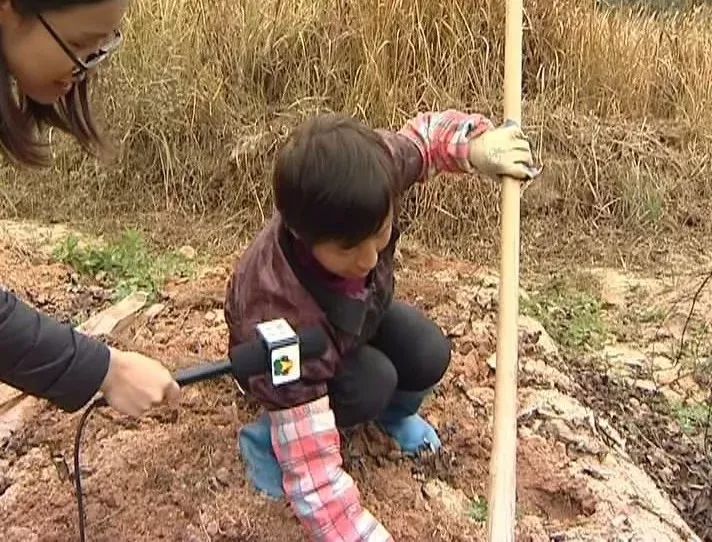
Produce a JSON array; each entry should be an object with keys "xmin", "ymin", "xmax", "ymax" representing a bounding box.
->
[{"xmin": 2, "ymin": 240, "xmax": 601, "ymax": 541}]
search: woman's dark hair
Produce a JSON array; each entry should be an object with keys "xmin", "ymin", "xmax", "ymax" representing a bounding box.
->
[
  {"xmin": 0, "ymin": 0, "xmax": 106, "ymax": 166},
  {"xmin": 273, "ymin": 113, "xmax": 399, "ymax": 248}
]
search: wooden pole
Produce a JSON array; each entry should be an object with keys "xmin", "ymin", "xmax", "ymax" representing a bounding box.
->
[{"xmin": 487, "ymin": 0, "xmax": 524, "ymax": 540}]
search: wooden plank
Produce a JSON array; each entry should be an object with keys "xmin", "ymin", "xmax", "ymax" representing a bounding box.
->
[
  {"xmin": 0, "ymin": 386, "xmax": 37, "ymax": 441},
  {"xmin": 77, "ymin": 291, "xmax": 149, "ymax": 337}
]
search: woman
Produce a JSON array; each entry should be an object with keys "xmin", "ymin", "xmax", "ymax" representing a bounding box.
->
[{"xmin": 0, "ymin": 0, "xmax": 180, "ymax": 417}]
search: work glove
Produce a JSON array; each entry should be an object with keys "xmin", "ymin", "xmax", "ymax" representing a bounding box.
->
[{"xmin": 468, "ymin": 119, "xmax": 541, "ymax": 181}]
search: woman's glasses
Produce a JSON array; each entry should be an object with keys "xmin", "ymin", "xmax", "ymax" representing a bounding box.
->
[{"xmin": 37, "ymin": 14, "xmax": 123, "ymax": 82}]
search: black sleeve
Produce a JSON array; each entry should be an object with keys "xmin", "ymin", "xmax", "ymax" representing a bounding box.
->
[{"xmin": 0, "ymin": 287, "xmax": 110, "ymax": 412}]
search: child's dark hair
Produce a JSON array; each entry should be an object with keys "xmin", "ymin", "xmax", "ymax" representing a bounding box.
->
[
  {"xmin": 0, "ymin": 0, "xmax": 106, "ymax": 167},
  {"xmin": 273, "ymin": 113, "xmax": 398, "ymax": 248}
]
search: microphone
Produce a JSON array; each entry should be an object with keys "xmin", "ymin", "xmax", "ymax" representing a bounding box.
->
[
  {"xmin": 93, "ymin": 327, "xmax": 327, "ymax": 407},
  {"xmin": 230, "ymin": 326, "xmax": 327, "ymax": 384}
]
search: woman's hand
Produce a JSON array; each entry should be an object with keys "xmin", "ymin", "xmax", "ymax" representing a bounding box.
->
[
  {"xmin": 100, "ymin": 348, "xmax": 181, "ymax": 417},
  {"xmin": 468, "ymin": 120, "xmax": 541, "ymax": 180}
]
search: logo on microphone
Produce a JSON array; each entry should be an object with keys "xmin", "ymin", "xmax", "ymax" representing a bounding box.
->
[
  {"xmin": 273, "ymin": 355, "xmax": 294, "ymax": 376},
  {"xmin": 256, "ymin": 318, "xmax": 301, "ymax": 386}
]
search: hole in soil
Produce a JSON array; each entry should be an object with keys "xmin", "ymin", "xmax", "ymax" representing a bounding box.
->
[
  {"xmin": 519, "ymin": 487, "xmax": 595, "ymax": 523},
  {"xmin": 517, "ymin": 438, "xmax": 598, "ymax": 526}
]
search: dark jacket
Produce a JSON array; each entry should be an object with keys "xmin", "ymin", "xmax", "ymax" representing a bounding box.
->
[
  {"xmin": 224, "ymin": 130, "xmax": 426, "ymax": 410},
  {"xmin": 0, "ymin": 288, "xmax": 110, "ymax": 412}
]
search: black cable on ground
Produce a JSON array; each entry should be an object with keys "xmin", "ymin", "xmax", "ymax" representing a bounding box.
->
[{"xmin": 73, "ymin": 398, "xmax": 103, "ymax": 542}]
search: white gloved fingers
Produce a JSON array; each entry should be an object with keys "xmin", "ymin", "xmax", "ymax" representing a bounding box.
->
[
  {"xmin": 497, "ymin": 124, "xmax": 524, "ymax": 142},
  {"xmin": 509, "ymin": 132, "xmax": 535, "ymax": 163},
  {"xmin": 511, "ymin": 126, "xmax": 527, "ymax": 141},
  {"xmin": 519, "ymin": 164, "xmax": 543, "ymax": 180},
  {"xmin": 507, "ymin": 142, "xmax": 532, "ymax": 156},
  {"xmin": 492, "ymin": 133, "xmax": 530, "ymax": 155},
  {"xmin": 500, "ymin": 120, "xmax": 543, "ymax": 179},
  {"xmin": 506, "ymin": 164, "xmax": 532, "ymax": 180},
  {"xmin": 500, "ymin": 162, "xmax": 540, "ymax": 181},
  {"xmin": 500, "ymin": 120, "xmax": 528, "ymax": 139},
  {"xmin": 485, "ymin": 149, "xmax": 533, "ymax": 177},
  {"xmin": 469, "ymin": 120, "xmax": 539, "ymax": 180},
  {"xmin": 509, "ymin": 131, "xmax": 531, "ymax": 149},
  {"xmin": 511, "ymin": 148, "xmax": 535, "ymax": 167}
]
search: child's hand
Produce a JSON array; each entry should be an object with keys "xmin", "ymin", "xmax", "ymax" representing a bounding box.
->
[{"xmin": 468, "ymin": 120, "xmax": 541, "ymax": 180}]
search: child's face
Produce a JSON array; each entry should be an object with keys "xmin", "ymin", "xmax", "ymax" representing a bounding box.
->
[{"xmin": 312, "ymin": 210, "xmax": 393, "ymax": 280}]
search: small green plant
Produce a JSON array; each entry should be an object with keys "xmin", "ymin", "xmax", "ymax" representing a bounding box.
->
[
  {"xmin": 615, "ymin": 303, "xmax": 667, "ymax": 342},
  {"xmin": 673, "ymin": 402, "xmax": 710, "ymax": 435},
  {"xmin": 468, "ymin": 496, "xmax": 488, "ymax": 522},
  {"xmin": 54, "ymin": 230, "xmax": 194, "ymax": 301},
  {"xmin": 672, "ymin": 324, "xmax": 712, "ymax": 374},
  {"xmin": 638, "ymin": 307, "xmax": 666, "ymax": 324},
  {"xmin": 522, "ymin": 274, "xmax": 607, "ymax": 352}
]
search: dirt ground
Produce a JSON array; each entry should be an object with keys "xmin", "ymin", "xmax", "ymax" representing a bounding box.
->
[{"xmin": 0, "ymin": 234, "xmax": 707, "ymax": 541}]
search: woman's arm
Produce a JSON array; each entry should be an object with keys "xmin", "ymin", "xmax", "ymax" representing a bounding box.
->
[
  {"xmin": 0, "ymin": 288, "xmax": 180, "ymax": 415},
  {"xmin": 0, "ymin": 287, "xmax": 109, "ymax": 412}
]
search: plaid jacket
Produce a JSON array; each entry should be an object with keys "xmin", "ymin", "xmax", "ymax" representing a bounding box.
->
[{"xmin": 225, "ymin": 110, "xmax": 493, "ymax": 541}]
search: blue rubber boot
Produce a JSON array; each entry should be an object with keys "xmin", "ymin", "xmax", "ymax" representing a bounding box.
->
[
  {"xmin": 238, "ymin": 413, "xmax": 285, "ymax": 499},
  {"xmin": 376, "ymin": 387, "xmax": 441, "ymax": 455}
]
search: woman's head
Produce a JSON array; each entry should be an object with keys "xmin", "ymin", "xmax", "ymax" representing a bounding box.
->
[
  {"xmin": 273, "ymin": 113, "xmax": 398, "ymax": 280},
  {"xmin": 0, "ymin": 0, "xmax": 127, "ymax": 165}
]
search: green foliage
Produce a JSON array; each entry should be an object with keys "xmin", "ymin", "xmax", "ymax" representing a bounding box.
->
[
  {"xmin": 673, "ymin": 402, "xmax": 711, "ymax": 435},
  {"xmin": 637, "ymin": 306, "xmax": 666, "ymax": 324},
  {"xmin": 53, "ymin": 230, "xmax": 194, "ymax": 301},
  {"xmin": 468, "ymin": 496, "xmax": 488, "ymax": 523},
  {"xmin": 522, "ymin": 274, "xmax": 607, "ymax": 352}
]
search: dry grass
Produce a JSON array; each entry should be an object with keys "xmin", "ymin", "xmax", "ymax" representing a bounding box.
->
[{"xmin": 1, "ymin": 0, "xmax": 711, "ymax": 258}]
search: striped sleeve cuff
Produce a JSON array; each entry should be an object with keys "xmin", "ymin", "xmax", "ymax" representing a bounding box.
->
[
  {"xmin": 268, "ymin": 396, "xmax": 394, "ymax": 541},
  {"xmin": 399, "ymin": 109, "xmax": 494, "ymax": 179},
  {"xmin": 268, "ymin": 394, "xmax": 331, "ymax": 424}
]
